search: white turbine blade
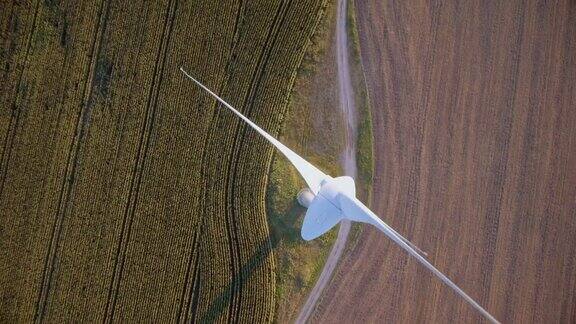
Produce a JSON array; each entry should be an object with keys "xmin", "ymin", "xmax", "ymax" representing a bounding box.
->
[
  {"xmin": 338, "ymin": 194, "xmax": 500, "ymax": 324},
  {"xmin": 181, "ymin": 68, "xmax": 330, "ymax": 194}
]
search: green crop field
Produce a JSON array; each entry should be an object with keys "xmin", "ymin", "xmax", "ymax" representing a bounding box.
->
[{"xmin": 0, "ymin": 0, "xmax": 330, "ymax": 322}]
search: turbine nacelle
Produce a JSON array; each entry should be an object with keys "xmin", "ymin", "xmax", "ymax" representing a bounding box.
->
[
  {"xmin": 296, "ymin": 188, "xmax": 315, "ymax": 208},
  {"xmin": 300, "ymin": 176, "xmax": 355, "ymax": 241}
]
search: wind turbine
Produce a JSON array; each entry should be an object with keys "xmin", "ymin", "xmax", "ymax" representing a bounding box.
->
[{"xmin": 180, "ymin": 68, "xmax": 499, "ymax": 324}]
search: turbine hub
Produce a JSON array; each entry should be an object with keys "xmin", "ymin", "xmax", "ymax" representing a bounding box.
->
[{"xmin": 297, "ymin": 188, "xmax": 315, "ymax": 208}]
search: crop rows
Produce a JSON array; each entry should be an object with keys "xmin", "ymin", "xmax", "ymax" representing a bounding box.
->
[{"xmin": 0, "ymin": 0, "xmax": 327, "ymax": 322}]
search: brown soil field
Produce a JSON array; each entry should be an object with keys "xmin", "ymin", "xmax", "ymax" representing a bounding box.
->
[
  {"xmin": 312, "ymin": 0, "xmax": 576, "ymax": 323},
  {"xmin": 0, "ymin": 0, "xmax": 329, "ymax": 322}
]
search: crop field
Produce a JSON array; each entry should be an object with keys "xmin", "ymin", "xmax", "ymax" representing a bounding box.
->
[
  {"xmin": 0, "ymin": 0, "xmax": 330, "ymax": 322},
  {"xmin": 314, "ymin": 0, "xmax": 576, "ymax": 323}
]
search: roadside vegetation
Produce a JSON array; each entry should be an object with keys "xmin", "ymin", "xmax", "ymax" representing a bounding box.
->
[
  {"xmin": 342, "ymin": 0, "xmax": 375, "ymax": 250},
  {"xmin": 347, "ymin": 0, "xmax": 374, "ymax": 201},
  {"xmin": 266, "ymin": 2, "xmax": 341, "ymax": 322}
]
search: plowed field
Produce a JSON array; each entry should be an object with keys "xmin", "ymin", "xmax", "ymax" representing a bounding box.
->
[{"xmin": 312, "ymin": 1, "xmax": 576, "ymax": 323}]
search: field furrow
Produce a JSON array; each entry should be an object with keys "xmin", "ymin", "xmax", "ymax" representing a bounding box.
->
[
  {"xmin": 36, "ymin": 0, "xmax": 111, "ymax": 320},
  {"xmin": 224, "ymin": 2, "xmax": 292, "ymax": 321},
  {"xmin": 0, "ymin": 0, "xmax": 41, "ymax": 194},
  {"xmin": 103, "ymin": 0, "xmax": 177, "ymax": 320}
]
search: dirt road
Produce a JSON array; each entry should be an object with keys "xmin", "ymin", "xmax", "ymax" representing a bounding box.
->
[
  {"xmin": 312, "ymin": 0, "xmax": 576, "ymax": 323},
  {"xmin": 296, "ymin": 0, "xmax": 358, "ymax": 321}
]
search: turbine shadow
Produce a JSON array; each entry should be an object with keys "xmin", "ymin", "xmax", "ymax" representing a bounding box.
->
[
  {"xmin": 198, "ymin": 199, "xmax": 306, "ymax": 322},
  {"xmin": 198, "ymin": 234, "xmax": 275, "ymax": 323}
]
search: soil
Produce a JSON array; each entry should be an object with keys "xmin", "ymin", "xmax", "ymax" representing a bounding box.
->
[{"xmin": 312, "ymin": 1, "xmax": 576, "ymax": 323}]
